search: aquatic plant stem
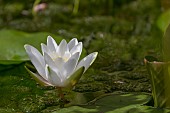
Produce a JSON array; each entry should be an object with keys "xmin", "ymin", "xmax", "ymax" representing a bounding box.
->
[
  {"xmin": 73, "ymin": 0, "xmax": 79, "ymax": 15},
  {"xmin": 32, "ymin": 0, "xmax": 41, "ymax": 16},
  {"xmin": 58, "ymin": 87, "xmax": 64, "ymax": 99},
  {"xmin": 58, "ymin": 87, "xmax": 65, "ymax": 107}
]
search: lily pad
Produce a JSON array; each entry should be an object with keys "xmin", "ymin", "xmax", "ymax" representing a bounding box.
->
[
  {"xmin": 0, "ymin": 29, "xmax": 63, "ymax": 64},
  {"xmin": 52, "ymin": 92, "xmax": 170, "ymax": 113},
  {"xmin": 52, "ymin": 93, "xmax": 149, "ymax": 113}
]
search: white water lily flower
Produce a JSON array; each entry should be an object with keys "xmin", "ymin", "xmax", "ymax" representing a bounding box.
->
[{"xmin": 24, "ymin": 36, "xmax": 98, "ymax": 87}]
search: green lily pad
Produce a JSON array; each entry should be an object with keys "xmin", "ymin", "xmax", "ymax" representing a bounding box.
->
[
  {"xmin": 0, "ymin": 29, "xmax": 63, "ymax": 64},
  {"xmin": 53, "ymin": 93, "xmax": 150, "ymax": 113},
  {"xmin": 52, "ymin": 92, "xmax": 170, "ymax": 113}
]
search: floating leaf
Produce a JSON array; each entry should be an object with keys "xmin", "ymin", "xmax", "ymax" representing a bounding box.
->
[
  {"xmin": 0, "ymin": 29, "xmax": 63, "ymax": 64},
  {"xmin": 52, "ymin": 93, "xmax": 157, "ymax": 113}
]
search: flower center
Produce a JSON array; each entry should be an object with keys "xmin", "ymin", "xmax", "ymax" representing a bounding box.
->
[{"xmin": 50, "ymin": 52, "xmax": 68, "ymax": 62}]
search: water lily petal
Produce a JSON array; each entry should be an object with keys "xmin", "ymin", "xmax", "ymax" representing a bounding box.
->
[
  {"xmin": 42, "ymin": 43, "xmax": 59, "ymax": 60},
  {"xmin": 44, "ymin": 52, "xmax": 55, "ymax": 66},
  {"xmin": 65, "ymin": 67, "xmax": 85, "ymax": 87},
  {"xmin": 63, "ymin": 51, "xmax": 71, "ymax": 61},
  {"xmin": 76, "ymin": 52, "xmax": 98, "ymax": 72},
  {"xmin": 48, "ymin": 66, "xmax": 63, "ymax": 87},
  {"xmin": 59, "ymin": 52, "xmax": 80, "ymax": 80},
  {"xmin": 43, "ymin": 52, "xmax": 64, "ymax": 79},
  {"xmin": 45, "ymin": 64, "xmax": 49, "ymax": 81},
  {"xmin": 25, "ymin": 45, "xmax": 44, "ymax": 65},
  {"xmin": 62, "ymin": 59, "xmax": 77, "ymax": 78},
  {"xmin": 44, "ymin": 52, "xmax": 59, "ymax": 70},
  {"xmin": 70, "ymin": 42, "xmax": 82, "ymax": 55},
  {"xmin": 25, "ymin": 66, "xmax": 52, "ymax": 86},
  {"xmin": 41, "ymin": 43, "xmax": 48, "ymax": 55},
  {"xmin": 69, "ymin": 52, "xmax": 80, "ymax": 62},
  {"xmin": 24, "ymin": 44, "xmax": 46, "ymax": 79},
  {"xmin": 68, "ymin": 38, "xmax": 78, "ymax": 50},
  {"xmin": 47, "ymin": 36, "xmax": 58, "ymax": 52},
  {"xmin": 58, "ymin": 39, "xmax": 69, "ymax": 57},
  {"xmin": 55, "ymin": 58, "xmax": 65, "ymax": 69}
]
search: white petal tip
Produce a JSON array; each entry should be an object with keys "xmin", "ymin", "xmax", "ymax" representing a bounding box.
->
[
  {"xmin": 90, "ymin": 52, "xmax": 98, "ymax": 65},
  {"xmin": 61, "ymin": 39, "xmax": 67, "ymax": 43},
  {"xmin": 47, "ymin": 36, "xmax": 54, "ymax": 42},
  {"xmin": 79, "ymin": 42, "xmax": 82, "ymax": 45},
  {"xmin": 47, "ymin": 35, "xmax": 52, "ymax": 38},
  {"xmin": 91, "ymin": 52, "xmax": 98, "ymax": 60},
  {"xmin": 72, "ymin": 38, "xmax": 78, "ymax": 41},
  {"xmin": 24, "ymin": 44, "xmax": 29, "ymax": 48},
  {"xmin": 24, "ymin": 44, "xmax": 33, "ymax": 51},
  {"xmin": 93, "ymin": 52, "xmax": 98, "ymax": 57}
]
